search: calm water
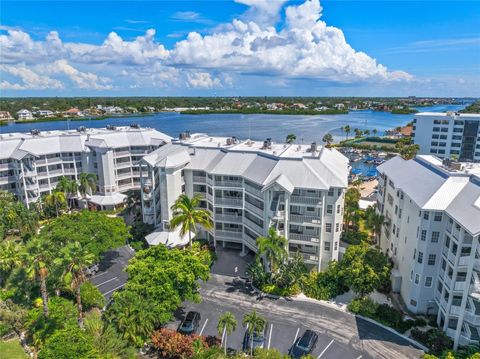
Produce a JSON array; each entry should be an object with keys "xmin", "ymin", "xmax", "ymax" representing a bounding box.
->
[{"xmin": 0, "ymin": 104, "xmax": 466, "ymax": 143}]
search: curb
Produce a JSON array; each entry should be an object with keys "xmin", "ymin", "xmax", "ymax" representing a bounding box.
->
[{"xmin": 246, "ymin": 278, "xmax": 427, "ymax": 353}]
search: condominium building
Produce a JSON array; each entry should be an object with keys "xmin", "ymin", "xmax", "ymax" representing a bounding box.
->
[
  {"xmin": 412, "ymin": 112, "xmax": 480, "ymax": 162},
  {"xmin": 140, "ymin": 133, "xmax": 348, "ymax": 270},
  {"xmin": 376, "ymin": 155, "xmax": 480, "ymax": 349},
  {"xmin": 0, "ymin": 125, "xmax": 171, "ymax": 209}
]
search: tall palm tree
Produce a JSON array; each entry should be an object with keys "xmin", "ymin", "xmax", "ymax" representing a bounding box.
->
[
  {"xmin": 340, "ymin": 126, "xmax": 345, "ymax": 140},
  {"xmin": 217, "ymin": 311, "xmax": 237, "ymax": 354},
  {"xmin": 56, "ymin": 176, "xmax": 78, "ymax": 209},
  {"xmin": 242, "ymin": 311, "xmax": 266, "ymax": 355},
  {"xmin": 365, "ymin": 206, "xmax": 385, "ymax": 244},
  {"xmin": 124, "ymin": 189, "xmax": 141, "ymax": 220},
  {"xmin": 256, "ymin": 227, "xmax": 287, "ymax": 273},
  {"xmin": 44, "ymin": 191, "xmax": 66, "ymax": 217},
  {"xmin": 25, "ymin": 237, "xmax": 53, "ymax": 318},
  {"xmin": 170, "ymin": 194, "xmax": 213, "ymax": 247},
  {"xmin": 55, "ymin": 241, "xmax": 95, "ymax": 327},
  {"xmin": 78, "ymin": 173, "xmax": 97, "ymax": 198},
  {"xmin": 286, "ymin": 134, "xmax": 296, "ymax": 144},
  {"xmin": 372, "ymin": 128, "xmax": 378, "ymax": 137},
  {"xmin": 344, "ymin": 125, "xmax": 351, "ymax": 140}
]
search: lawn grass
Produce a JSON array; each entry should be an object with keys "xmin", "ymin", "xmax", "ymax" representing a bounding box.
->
[{"xmin": 0, "ymin": 339, "xmax": 28, "ymax": 359}]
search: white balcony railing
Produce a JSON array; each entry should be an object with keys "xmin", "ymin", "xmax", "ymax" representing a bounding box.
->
[
  {"xmin": 245, "ymin": 202, "xmax": 264, "ymax": 217},
  {"xmin": 245, "ymin": 185, "xmax": 263, "ymax": 198},
  {"xmin": 215, "ymin": 214, "xmax": 242, "ymax": 224},
  {"xmin": 215, "ymin": 197, "xmax": 243, "ymax": 207},
  {"xmin": 215, "ymin": 230, "xmax": 243, "ymax": 240},
  {"xmin": 289, "ymin": 214, "xmax": 321, "ymax": 225},
  {"xmin": 290, "ymin": 195, "xmax": 322, "ymax": 206},
  {"xmin": 214, "ymin": 180, "xmax": 243, "ymax": 188},
  {"xmin": 288, "ymin": 233, "xmax": 320, "ymax": 243},
  {"xmin": 244, "ymin": 217, "xmax": 264, "ymax": 235},
  {"xmin": 193, "ymin": 176, "xmax": 207, "ymax": 183}
]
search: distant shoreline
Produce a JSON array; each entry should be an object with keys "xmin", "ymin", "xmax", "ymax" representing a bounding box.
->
[
  {"xmin": 0, "ymin": 113, "xmax": 154, "ymax": 126},
  {"xmin": 179, "ymin": 109, "xmax": 349, "ymax": 115}
]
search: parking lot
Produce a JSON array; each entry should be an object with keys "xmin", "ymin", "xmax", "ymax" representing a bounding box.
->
[
  {"xmin": 89, "ymin": 245, "xmax": 134, "ymax": 300},
  {"xmin": 168, "ymin": 292, "xmax": 369, "ymax": 359}
]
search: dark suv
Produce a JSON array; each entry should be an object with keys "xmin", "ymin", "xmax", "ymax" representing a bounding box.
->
[
  {"xmin": 178, "ymin": 311, "xmax": 201, "ymax": 335},
  {"xmin": 288, "ymin": 330, "xmax": 318, "ymax": 358}
]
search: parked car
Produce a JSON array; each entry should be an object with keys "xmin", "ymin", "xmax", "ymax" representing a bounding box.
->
[
  {"xmin": 288, "ymin": 330, "xmax": 318, "ymax": 358},
  {"xmin": 178, "ymin": 311, "xmax": 201, "ymax": 335},
  {"xmin": 242, "ymin": 323, "xmax": 268, "ymax": 352}
]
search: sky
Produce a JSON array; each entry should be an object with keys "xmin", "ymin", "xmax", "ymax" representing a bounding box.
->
[{"xmin": 0, "ymin": 0, "xmax": 479, "ymax": 97}]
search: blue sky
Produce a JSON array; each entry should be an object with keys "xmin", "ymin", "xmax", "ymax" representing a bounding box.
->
[{"xmin": 1, "ymin": 0, "xmax": 479, "ymax": 97}]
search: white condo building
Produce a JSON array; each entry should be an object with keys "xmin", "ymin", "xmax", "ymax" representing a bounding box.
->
[
  {"xmin": 0, "ymin": 126, "xmax": 171, "ymax": 209},
  {"xmin": 412, "ymin": 112, "xmax": 480, "ymax": 162},
  {"xmin": 140, "ymin": 133, "xmax": 348, "ymax": 270},
  {"xmin": 376, "ymin": 155, "xmax": 480, "ymax": 349}
]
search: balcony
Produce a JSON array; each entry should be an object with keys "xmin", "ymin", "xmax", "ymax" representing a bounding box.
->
[
  {"xmin": 289, "ymin": 214, "xmax": 321, "ymax": 225},
  {"xmin": 449, "ymin": 305, "xmax": 463, "ymax": 316},
  {"xmin": 290, "ymin": 196, "xmax": 322, "ymax": 206},
  {"xmin": 64, "ymin": 168, "xmax": 76, "ymax": 174},
  {"xmin": 464, "ymin": 310, "xmax": 480, "ymax": 326},
  {"xmin": 193, "ymin": 176, "xmax": 207, "ymax": 183},
  {"xmin": 244, "ymin": 217, "xmax": 264, "ymax": 235},
  {"xmin": 294, "ymin": 253, "xmax": 319, "ymax": 263},
  {"xmin": 48, "ymin": 169, "xmax": 63, "ymax": 175},
  {"xmin": 215, "ymin": 214, "xmax": 242, "ymax": 224},
  {"xmin": 215, "ymin": 197, "xmax": 243, "ymax": 208},
  {"xmin": 214, "ymin": 180, "xmax": 243, "ymax": 188},
  {"xmin": 215, "ymin": 230, "xmax": 243, "ymax": 240},
  {"xmin": 448, "ymin": 251, "xmax": 457, "ymax": 265},
  {"xmin": 288, "ymin": 233, "xmax": 319, "ymax": 244},
  {"xmin": 443, "ymin": 275, "xmax": 453, "ymax": 289},
  {"xmin": 245, "ymin": 202, "xmax": 264, "ymax": 217},
  {"xmin": 114, "ymin": 150, "xmax": 131, "ymax": 157},
  {"xmin": 116, "ymin": 172, "xmax": 132, "ymax": 180},
  {"xmin": 454, "ymin": 281, "xmax": 467, "ymax": 292},
  {"xmin": 245, "ymin": 184, "xmax": 263, "ymax": 198},
  {"xmin": 115, "ymin": 161, "xmax": 132, "ymax": 169},
  {"xmin": 459, "ymin": 256, "xmax": 470, "ymax": 267}
]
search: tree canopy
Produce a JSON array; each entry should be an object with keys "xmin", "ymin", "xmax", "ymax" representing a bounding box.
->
[{"xmin": 39, "ymin": 210, "xmax": 130, "ymax": 260}]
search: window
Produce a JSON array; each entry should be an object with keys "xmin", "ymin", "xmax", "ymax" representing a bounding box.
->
[
  {"xmin": 425, "ymin": 277, "xmax": 433, "ymax": 287},
  {"xmin": 418, "ymin": 251, "xmax": 423, "ymax": 264},
  {"xmin": 326, "ymin": 205, "xmax": 333, "ymax": 214},
  {"xmin": 334, "ymin": 241, "xmax": 338, "ymax": 250},
  {"xmin": 335, "ymin": 223, "xmax": 339, "ymax": 232},
  {"xmin": 434, "ymin": 212, "xmax": 442, "ymax": 222},
  {"xmin": 423, "ymin": 211, "xmax": 429, "ymax": 220},
  {"xmin": 325, "ymin": 223, "xmax": 332, "ymax": 233},
  {"xmin": 410, "ymin": 299, "xmax": 417, "ymax": 307},
  {"xmin": 414, "ymin": 274, "xmax": 420, "ymax": 285},
  {"xmin": 421, "ymin": 230, "xmax": 427, "ymax": 241},
  {"xmin": 337, "ymin": 205, "xmax": 340, "ymax": 214},
  {"xmin": 337, "ymin": 189, "xmax": 342, "ymax": 196},
  {"xmin": 428, "ymin": 254, "xmax": 436, "ymax": 265},
  {"xmin": 431, "ymin": 231, "xmax": 440, "ymax": 243},
  {"xmin": 324, "ymin": 241, "xmax": 331, "ymax": 251},
  {"xmin": 327, "ymin": 189, "xmax": 334, "ymax": 196}
]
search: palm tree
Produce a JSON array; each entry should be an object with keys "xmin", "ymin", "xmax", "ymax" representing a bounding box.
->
[
  {"xmin": 344, "ymin": 125, "xmax": 351, "ymax": 140},
  {"xmin": 44, "ymin": 191, "xmax": 66, "ymax": 217},
  {"xmin": 400, "ymin": 144, "xmax": 420, "ymax": 160},
  {"xmin": 322, "ymin": 133, "xmax": 333, "ymax": 147},
  {"xmin": 25, "ymin": 237, "xmax": 53, "ymax": 318},
  {"xmin": 55, "ymin": 241, "xmax": 95, "ymax": 327},
  {"xmin": 242, "ymin": 311, "xmax": 266, "ymax": 355},
  {"xmin": 56, "ymin": 176, "xmax": 78, "ymax": 209},
  {"xmin": 217, "ymin": 311, "xmax": 237, "ymax": 354},
  {"xmin": 170, "ymin": 194, "xmax": 213, "ymax": 247},
  {"xmin": 256, "ymin": 227, "xmax": 287, "ymax": 273},
  {"xmin": 354, "ymin": 128, "xmax": 363, "ymax": 138},
  {"xmin": 286, "ymin": 134, "xmax": 296, "ymax": 144},
  {"xmin": 365, "ymin": 206, "xmax": 385, "ymax": 244},
  {"xmin": 364, "ymin": 129, "xmax": 370, "ymax": 136},
  {"xmin": 340, "ymin": 126, "xmax": 345, "ymax": 140},
  {"xmin": 78, "ymin": 173, "xmax": 97, "ymax": 198},
  {"xmin": 372, "ymin": 128, "xmax": 378, "ymax": 137}
]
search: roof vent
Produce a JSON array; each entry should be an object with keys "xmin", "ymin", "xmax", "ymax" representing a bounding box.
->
[
  {"xmin": 226, "ymin": 138, "xmax": 232, "ymax": 145},
  {"xmin": 106, "ymin": 125, "xmax": 116, "ymax": 130},
  {"xmin": 310, "ymin": 142, "xmax": 317, "ymax": 153},
  {"xmin": 130, "ymin": 123, "xmax": 140, "ymax": 129},
  {"xmin": 30, "ymin": 129, "xmax": 41, "ymax": 136},
  {"xmin": 77, "ymin": 126, "xmax": 86, "ymax": 132}
]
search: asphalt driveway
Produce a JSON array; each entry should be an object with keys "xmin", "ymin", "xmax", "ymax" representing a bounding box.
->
[{"xmin": 89, "ymin": 245, "xmax": 134, "ymax": 300}]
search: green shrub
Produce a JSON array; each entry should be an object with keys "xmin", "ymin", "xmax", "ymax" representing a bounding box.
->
[
  {"xmin": 414, "ymin": 318, "xmax": 427, "ymax": 327},
  {"xmin": 348, "ymin": 297, "xmax": 378, "ymax": 317},
  {"xmin": 80, "ymin": 282, "xmax": 105, "ymax": 310},
  {"xmin": 341, "ymin": 231, "xmax": 369, "ymax": 245},
  {"xmin": 411, "ymin": 328, "xmax": 453, "ymax": 355}
]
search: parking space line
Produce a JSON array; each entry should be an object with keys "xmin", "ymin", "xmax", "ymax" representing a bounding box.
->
[
  {"xmin": 103, "ymin": 283, "xmax": 125, "ymax": 296},
  {"xmin": 293, "ymin": 328, "xmax": 300, "ymax": 344},
  {"xmin": 95, "ymin": 276, "xmax": 118, "ymax": 287},
  {"xmin": 91, "ymin": 271, "xmax": 108, "ymax": 279},
  {"xmin": 356, "ymin": 356, "xmax": 362, "ymax": 359},
  {"xmin": 317, "ymin": 339, "xmax": 334, "ymax": 359},
  {"xmin": 199, "ymin": 318, "xmax": 208, "ymax": 336},
  {"xmin": 267, "ymin": 323, "xmax": 273, "ymax": 349}
]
